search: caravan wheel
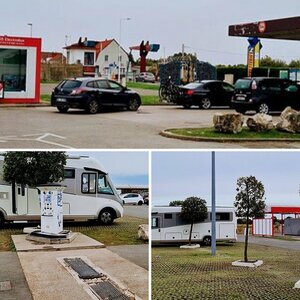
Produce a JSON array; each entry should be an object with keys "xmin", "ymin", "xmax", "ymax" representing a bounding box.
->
[
  {"xmin": 0, "ymin": 213, "xmax": 4, "ymax": 226},
  {"xmin": 203, "ymin": 236, "xmax": 211, "ymax": 246},
  {"xmin": 98, "ymin": 209, "xmax": 115, "ymax": 225}
]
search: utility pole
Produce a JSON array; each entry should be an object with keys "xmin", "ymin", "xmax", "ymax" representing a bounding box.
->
[{"xmin": 211, "ymin": 151, "xmax": 216, "ymax": 256}]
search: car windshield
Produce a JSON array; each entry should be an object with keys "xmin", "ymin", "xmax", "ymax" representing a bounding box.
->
[
  {"xmin": 61, "ymin": 80, "xmax": 82, "ymax": 89},
  {"xmin": 184, "ymin": 82, "xmax": 204, "ymax": 89},
  {"xmin": 235, "ymin": 79, "xmax": 251, "ymax": 90}
]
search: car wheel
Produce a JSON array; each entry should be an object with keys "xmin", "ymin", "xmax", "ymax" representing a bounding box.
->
[
  {"xmin": 138, "ymin": 200, "xmax": 143, "ymax": 206},
  {"xmin": 98, "ymin": 209, "xmax": 114, "ymax": 225},
  {"xmin": 201, "ymin": 98, "xmax": 211, "ymax": 109},
  {"xmin": 257, "ymin": 103, "xmax": 270, "ymax": 114},
  {"xmin": 183, "ymin": 104, "xmax": 191, "ymax": 109},
  {"xmin": 203, "ymin": 236, "xmax": 211, "ymax": 246},
  {"xmin": 57, "ymin": 105, "xmax": 69, "ymax": 113},
  {"xmin": 87, "ymin": 99, "xmax": 99, "ymax": 114},
  {"xmin": 123, "ymin": 200, "xmax": 125, "ymax": 205},
  {"xmin": 128, "ymin": 97, "xmax": 140, "ymax": 111}
]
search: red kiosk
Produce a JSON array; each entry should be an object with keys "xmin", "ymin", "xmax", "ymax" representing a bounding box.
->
[{"xmin": 0, "ymin": 35, "xmax": 41, "ymax": 104}]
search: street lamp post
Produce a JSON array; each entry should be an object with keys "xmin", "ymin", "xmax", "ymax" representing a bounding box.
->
[
  {"xmin": 118, "ymin": 17, "xmax": 131, "ymax": 83},
  {"xmin": 27, "ymin": 23, "xmax": 33, "ymax": 37},
  {"xmin": 211, "ymin": 151, "xmax": 216, "ymax": 256}
]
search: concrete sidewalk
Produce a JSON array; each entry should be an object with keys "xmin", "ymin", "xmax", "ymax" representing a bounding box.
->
[{"xmin": 11, "ymin": 233, "xmax": 148, "ymax": 300}]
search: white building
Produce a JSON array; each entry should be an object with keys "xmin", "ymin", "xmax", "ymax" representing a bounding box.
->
[{"xmin": 65, "ymin": 37, "xmax": 131, "ymax": 78}]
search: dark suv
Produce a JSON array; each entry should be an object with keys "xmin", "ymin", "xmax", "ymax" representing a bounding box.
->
[
  {"xmin": 231, "ymin": 77, "xmax": 300, "ymax": 114},
  {"xmin": 51, "ymin": 77, "xmax": 141, "ymax": 114}
]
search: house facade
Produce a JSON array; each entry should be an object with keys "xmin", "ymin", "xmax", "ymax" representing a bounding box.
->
[{"xmin": 65, "ymin": 37, "xmax": 130, "ymax": 78}]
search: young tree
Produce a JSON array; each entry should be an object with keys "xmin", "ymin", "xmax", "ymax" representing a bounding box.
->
[
  {"xmin": 181, "ymin": 197, "xmax": 208, "ymax": 245},
  {"xmin": 3, "ymin": 152, "xmax": 67, "ymax": 187},
  {"xmin": 234, "ymin": 176, "xmax": 266, "ymax": 262}
]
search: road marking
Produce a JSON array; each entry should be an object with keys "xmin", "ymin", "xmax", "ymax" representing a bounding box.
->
[{"xmin": 0, "ymin": 133, "xmax": 73, "ymax": 149}]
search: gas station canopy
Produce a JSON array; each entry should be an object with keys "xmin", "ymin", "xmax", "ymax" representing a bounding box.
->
[{"xmin": 228, "ymin": 16, "xmax": 300, "ymax": 41}]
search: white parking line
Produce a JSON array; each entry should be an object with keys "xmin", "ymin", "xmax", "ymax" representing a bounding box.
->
[{"xmin": 0, "ymin": 133, "xmax": 73, "ymax": 149}]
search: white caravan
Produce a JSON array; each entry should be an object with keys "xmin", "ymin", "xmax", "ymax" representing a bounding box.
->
[
  {"xmin": 0, "ymin": 155, "xmax": 123, "ymax": 225},
  {"xmin": 152, "ymin": 206, "xmax": 237, "ymax": 245}
]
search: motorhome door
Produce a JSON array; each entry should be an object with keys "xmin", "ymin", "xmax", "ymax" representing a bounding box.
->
[
  {"xmin": 152, "ymin": 215, "xmax": 161, "ymax": 241},
  {"xmin": 16, "ymin": 185, "xmax": 28, "ymax": 215}
]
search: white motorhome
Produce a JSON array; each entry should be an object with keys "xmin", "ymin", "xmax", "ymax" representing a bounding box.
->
[
  {"xmin": 152, "ymin": 206, "xmax": 237, "ymax": 245},
  {"xmin": 0, "ymin": 155, "xmax": 123, "ymax": 225}
]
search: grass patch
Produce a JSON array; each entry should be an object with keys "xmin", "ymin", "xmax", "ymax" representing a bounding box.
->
[
  {"xmin": 0, "ymin": 216, "xmax": 147, "ymax": 251},
  {"xmin": 141, "ymin": 95, "xmax": 160, "ymax": 105},
  {"xmin": 127, "ymin": 82, "xmax": 159, "ymax": 90},
  {"xmin": 168, "ymin": 127, "xmax": 300, "ymax": 140},
  {"xmin": 40, "ymin": 94, "xmax": 51, "ymax": 103},
  {"xmin": 152, "ymin": 243, "xmax": 300, "ymax": 299}
]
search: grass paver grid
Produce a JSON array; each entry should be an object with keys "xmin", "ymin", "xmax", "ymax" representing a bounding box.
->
[
  {"xmin": 152, "ymin": 244, "xmax": 300, "ymax": 300},
  {"xmin": 0, "ymin": 216, "xmax": 147, "ymax": 251}
]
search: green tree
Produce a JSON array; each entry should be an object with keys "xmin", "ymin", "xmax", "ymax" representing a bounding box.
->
[
  {"xmin": 169, "ymin": 200, "xmax": 184, "ymax": 206},
  {"xmin": 234, "ymin": 176, "xmax": 266, "ymax": 262},
  {"xmin": 289, "ymin": 60, "xmax": 300, "ymax": 68},
  {"xmin": 260, "ymin": 55, "xmax": 287, "ymax": 67},
  {"xmin": 181, "ymin": 197, "xmax": 208, "ymax": 245},
  {"xmin": 3, "ymin": 152, "xmax": 67, "ymax": 187}
]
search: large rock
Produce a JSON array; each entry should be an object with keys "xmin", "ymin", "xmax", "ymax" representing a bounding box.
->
[
  {"xmin": 276, "ymin": 106, "xmax": 300, "ymax": 133},
  {"xmin": 247, "ymin": 113, "xmax": 274, "ymax": 132},
  {"xmin": 213, "ymin": 113, "xmax": 244, "ymax": 134},
  {"xmin": 138, "ymin": 224, "xmax": 148, "ymax": 241}
]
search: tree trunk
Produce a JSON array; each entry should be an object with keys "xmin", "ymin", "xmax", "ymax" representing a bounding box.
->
[
  {"xmin": 244, "ymin": 214, "xmax": 249, "ymax": 262},
  {"xmin": 188, "ymin": 221, "xmax": 194, "ymax": 245}
]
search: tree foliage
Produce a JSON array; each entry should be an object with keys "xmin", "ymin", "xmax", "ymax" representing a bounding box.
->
[
  {"xmin": 3, "ymin": 152, "xmax": 67, "ymax": 187},
  {"xmin": 181, "ymin": 197, "xmax": 208, "ymax": 245},
  {"xmin": 169, "ymin": 200, "xmax": 184, "ymax": 207}
]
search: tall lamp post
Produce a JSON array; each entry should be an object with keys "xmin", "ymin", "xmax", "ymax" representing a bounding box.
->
[
  {"xmin": 211, "ymin": 151, "xmax": 216, "ymax": 256},
  {"xmin": 118, "ymin": 17, "xmax": 131, "ymax": 83},
  {"xmin": 27, "ymin": 23, "xmax": 33, "ymax": 37}
]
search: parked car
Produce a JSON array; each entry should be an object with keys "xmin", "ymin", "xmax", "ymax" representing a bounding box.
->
[
  {"xmin": 120, "ymin": 193, "xmax": 144, "ymax": 205},
  {"xmin": 231, "ymin": 77, "xmax": 300, "ymax": 114},
  {"xmin": 135, "ymin": 72, "xmax": 155, "ymax": 83},
  {"xmin": 51, "ymin": 77, "xmax": 141, "ymax": 114},
  {"xmin": 143, "ymin": 193, "xmax": 149, "ymax": 205},
  {"xmin": 176, "ymin": 80, "xmax": 234, "ymax": 109}
]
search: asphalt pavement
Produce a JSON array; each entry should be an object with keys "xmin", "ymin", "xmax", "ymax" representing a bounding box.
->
[{"xmin": 124, "ymin": 205, "xmax": 149, "ymax": 219}]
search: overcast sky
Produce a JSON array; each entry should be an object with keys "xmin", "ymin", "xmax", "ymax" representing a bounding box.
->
[
  {"xmin": 152, "ymin": 151, "xmax": 300, "ymax": 207},
  {"xmin": 68, "ymin": 151, "xmax": 149, "ymax": 186},
  {"xmin": 2, "ymin": 0, "xmax": 300, "ymax": 65}
]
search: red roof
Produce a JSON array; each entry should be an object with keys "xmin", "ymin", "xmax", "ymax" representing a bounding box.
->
[{"xmin": 265, "ymin": 206, "xmax": 300, "ymax": 214}]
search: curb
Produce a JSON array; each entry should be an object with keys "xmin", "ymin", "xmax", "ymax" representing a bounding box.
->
[
  {"xmin": 160, "ymin": 129, "xmax": 300, "ymax": 143},
  {"xmin": 0, "ymin": 102, "xmax": 50, "ymax": 108}
]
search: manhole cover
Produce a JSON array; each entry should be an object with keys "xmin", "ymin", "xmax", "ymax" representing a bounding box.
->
[
  {"xmin": 64, "ymin": 258, "xmax": 101, "ymax": 279},
  {"xmin": 90, "ymin": 282, "xmax": 129, "ymax": 300}
]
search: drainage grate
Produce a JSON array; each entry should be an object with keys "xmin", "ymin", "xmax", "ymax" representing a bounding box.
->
[
  {"xmin": 64, "ymin": 258, "xmax": 101, "ymax": 279},
  {"xmin": 90, "ymin": 282, "xmax": 129, "ymax": 300}
]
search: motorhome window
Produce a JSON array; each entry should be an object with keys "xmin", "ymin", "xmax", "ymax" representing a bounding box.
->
[
  {"xmin": 164, "ymin": 213, "xmax": 173, "ymax": 219},
  {"xmin": 81, "ymin": 173, "xmax": 96, "ymax": 194},
  {"xmin": 210, "ymin": 212, "xmax": 231, "ymax": 221},
  {"xmin": 97, "ymin": 174, "xmax": 114, "ymax": 195},
  {"xmin": 152, "ymin": 217, "xmax": 159, "ymax": 228},
  {"xmin": 64, "ymin": 169, "xmax": 75, "ymax": 179}
]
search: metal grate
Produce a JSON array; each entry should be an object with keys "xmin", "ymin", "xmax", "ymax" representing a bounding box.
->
[
  {"xmin": 64, "ymin": 258, "xmax": 101, "ymax": 279},
  {"xmin": 90, "ymin": 281, "xmax": 129, "ymax": 300}
]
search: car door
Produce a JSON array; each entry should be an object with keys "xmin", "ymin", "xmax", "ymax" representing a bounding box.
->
[
  {"xmin": 261, "ymin": 80, "xmax": 283, "ymax": 111},
  {"xmin": 221, "ymin": 82, "xmax": 234, "ymax": 106},
  {"xmin": 107, "ymin": 80, "xmax": 129, "ymax": 107},
  {"xmin": 94, "ymin": 79, "xmax": 112, "ymax": 107},
  {"xmin": 282, "ymin": 82, "xmax": 300, "ymax": 110}
]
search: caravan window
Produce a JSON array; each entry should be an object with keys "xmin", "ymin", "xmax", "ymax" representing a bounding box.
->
[
  {"xmin": 210, "ymin": 212, "xmax": 231, "ymax": 221},
  {"xmin": 152, "ymin": 217, "xmax": 160, "ymax": 228},
  {"xmin": 64, "ymin": 169, "xmax": 75, "ymax": 179},
  {"xmin": 81, "ymin": 173, "xmax": 96, "ymax": 194},
  {"xmin": 98, "ymin": 174, "xmax": 114, "ymax": 195}
]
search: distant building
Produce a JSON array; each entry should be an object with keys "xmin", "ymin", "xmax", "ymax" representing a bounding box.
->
[
  {"xmin": 41, "ymin": 52, "xmax": 66, "ymax": 64},
  {"xmin": 116, "ymin": 185, "xmax": 148, "ymax": 197},
  {"xmin": 64, "ymin": 37, "xmax": 131, "ymax": 78}
]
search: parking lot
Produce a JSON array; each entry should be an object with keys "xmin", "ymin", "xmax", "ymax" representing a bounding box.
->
[{"xmin": 1, "ymin": 105, "xmax": 297, "ymax": 149}]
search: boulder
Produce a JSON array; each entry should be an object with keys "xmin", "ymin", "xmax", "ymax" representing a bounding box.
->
[
  {"xmin": 213, "ymin": 113, "xmax": 244, "ymax": 134},
  {"xmin": 138, "ymin": 224, "xmax": 148, "ymax": 241},
  {"xmin": 246, "ymin": 113, "xmax": 274, "ymax": 132},
  {"xmin": 276, "ymin": 107, "xmax": 300, "ymax": 133}
]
